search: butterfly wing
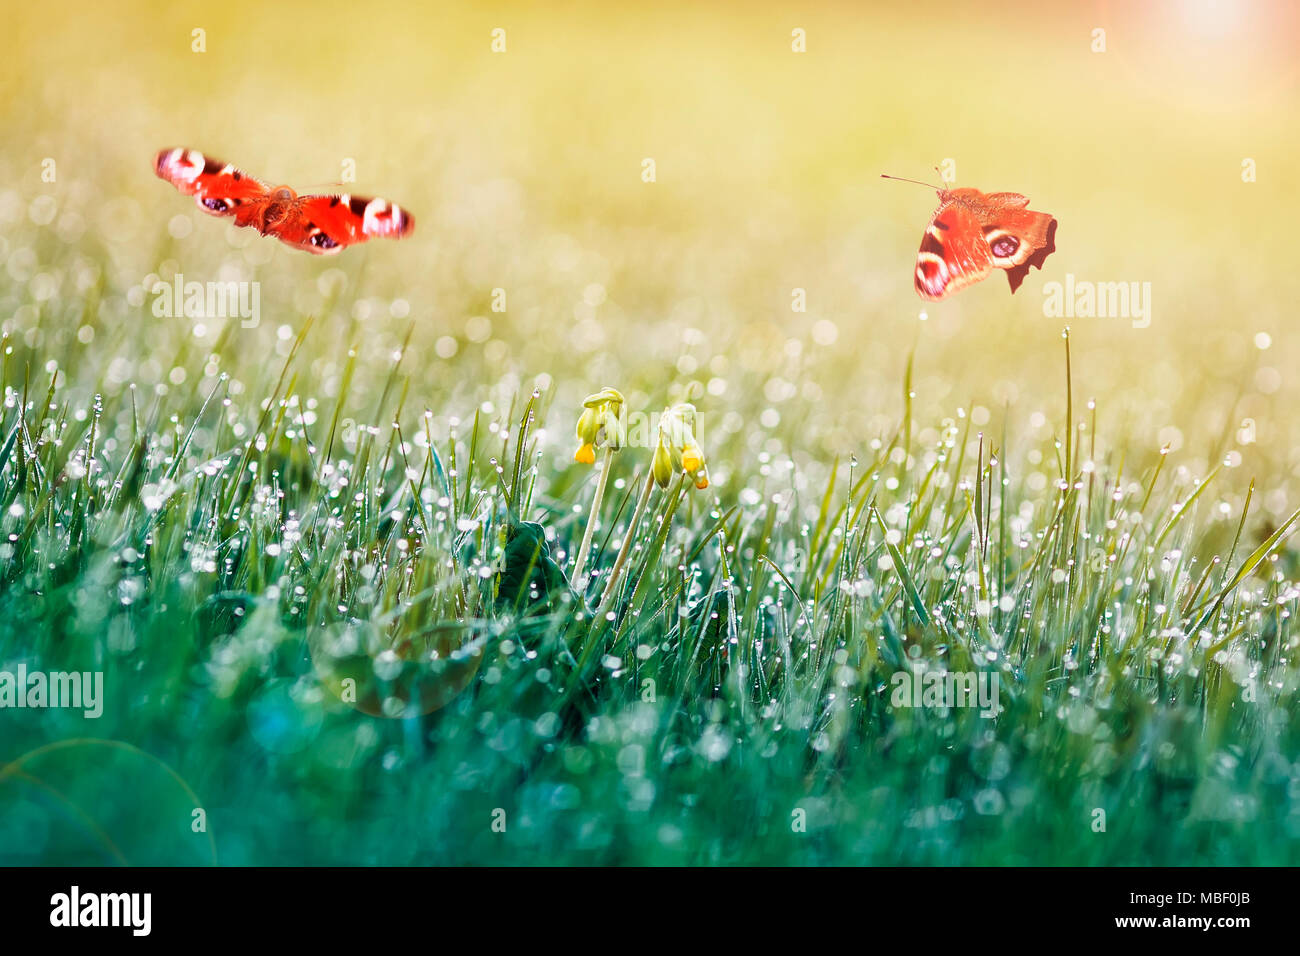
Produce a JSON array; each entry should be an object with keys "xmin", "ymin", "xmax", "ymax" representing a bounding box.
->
[
  {"xmin": 155, "ymin": 148, "xmax": 272, "ymax": 223},
  {"xmin": 980, "ymin": 192, "xmax": 1030, "ymax": 208},
  {"xmin": 270, "ymin": 194, "xmax": 415, "ymax": 255},
  {"xmin": 914, "ymin": 201, "xmax": 995, "ymax": 300},
  {"xmin": 913, "ymin": 189, "xmax": 1057, "ymax": 299},
  {"xmin": 970, "ymin": 195, "xmax": 1057, "ymax": 293}
]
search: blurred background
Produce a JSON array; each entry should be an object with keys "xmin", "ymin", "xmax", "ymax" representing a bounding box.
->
[
  {"xmin": 3, "ymin": 0, "xmax": 1299, "ymax": 500},
  {"xmin": 3, "ymin": 0, "xmax": 1300, "ymax": 864}
]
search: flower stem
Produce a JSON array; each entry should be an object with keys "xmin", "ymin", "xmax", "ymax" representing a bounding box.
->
[
  {"xmin": 572, "ymin": 446, "xmax": 613, "ymax": 587},
  {"xmin": 598, "ymin": 469, "xmax": 656, "ymax": 607},
  {"xmin": 621, "ymin": 473, "xmax": 687, "ymax": 618}
]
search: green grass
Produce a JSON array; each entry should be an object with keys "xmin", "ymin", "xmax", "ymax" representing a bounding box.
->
[
  {"xmin": 3, "ymin": 0, "xmax": 1300, "ymax": 867},
  {"xmin": 2, "ymin": 314, "xmax": 1297, "ymax": 865}
]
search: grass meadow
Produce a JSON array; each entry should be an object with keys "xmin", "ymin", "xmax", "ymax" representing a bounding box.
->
[{"xmin": 2, "ymin": 0, "xmax": 1299, "ymax": 864}]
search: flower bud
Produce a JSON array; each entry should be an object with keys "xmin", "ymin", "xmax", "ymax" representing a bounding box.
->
[
  {"xmin": 652, "ymin": 436, "xmax": 675, "ymax": 488},
  {"xmin": 573, "ymin": 386, "xmax": 625, "ymax": 463},
  {"xmin": 655, "ymin": 403, "xmax": 709, "ymax": 490}
]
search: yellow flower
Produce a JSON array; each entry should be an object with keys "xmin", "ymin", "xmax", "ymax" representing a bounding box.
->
[
  {"xmin": 680, "ymin": 443, "xmax": 703, "ymax": 473},
  {"xmin": 574, "ymin": 386, "xmax": 625, "ymax": 462},
  {"xmin": 654, "ymin": 403, "xmax": 709, "ymax": 489}
]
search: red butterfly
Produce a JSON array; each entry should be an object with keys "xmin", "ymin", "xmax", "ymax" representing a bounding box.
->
[
  {"xmin": 884, "ymin": 175, "xmax": 1057, "ymax": 300},
  {"xmin": 154, "ymin": 147, "xmax": 414, "ymax": 255}
]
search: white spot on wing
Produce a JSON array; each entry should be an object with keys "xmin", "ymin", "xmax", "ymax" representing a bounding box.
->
[
  {"xmin": 363, "ymin": 198, "xmax": 392, "ymax": 236},
  {"xmin": 174, "ymin": 150, "xmax": 204, "ymax": 183},
  {"xmin": 916, "ymin": 251, "xmax": 947, "ymax": 279}
]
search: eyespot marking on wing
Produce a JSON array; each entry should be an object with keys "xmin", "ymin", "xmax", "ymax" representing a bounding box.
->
[
  {"xmin": 362, "ymin": 198, "xmax": 413, "ymax": 238},
  {"xmin": 156, "ymin": 147, "xmax": 206, "ymax": 186}
]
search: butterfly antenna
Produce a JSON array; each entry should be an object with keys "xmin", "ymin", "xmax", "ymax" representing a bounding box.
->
[{"xmin": 880, "ymin": 173, "xmax": 942, "ymax": 190}]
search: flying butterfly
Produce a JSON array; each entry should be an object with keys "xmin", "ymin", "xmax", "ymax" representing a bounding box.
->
[
  {"xmin": 154, "ymin": 147, "xmax": 414, "ymax": 254},
  {"xmin": 883, "ymin": 174, "xmax": 1057, "ymax": 300}
]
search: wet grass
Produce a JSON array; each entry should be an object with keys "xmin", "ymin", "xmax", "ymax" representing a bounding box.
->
[
  {"xmin": 3, "ymin": 0, "xmax": 1300, "ymax": 867},
  {"xmin": 1, "ymin": 308, "xmax": 1297, "ymax": 865}
]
